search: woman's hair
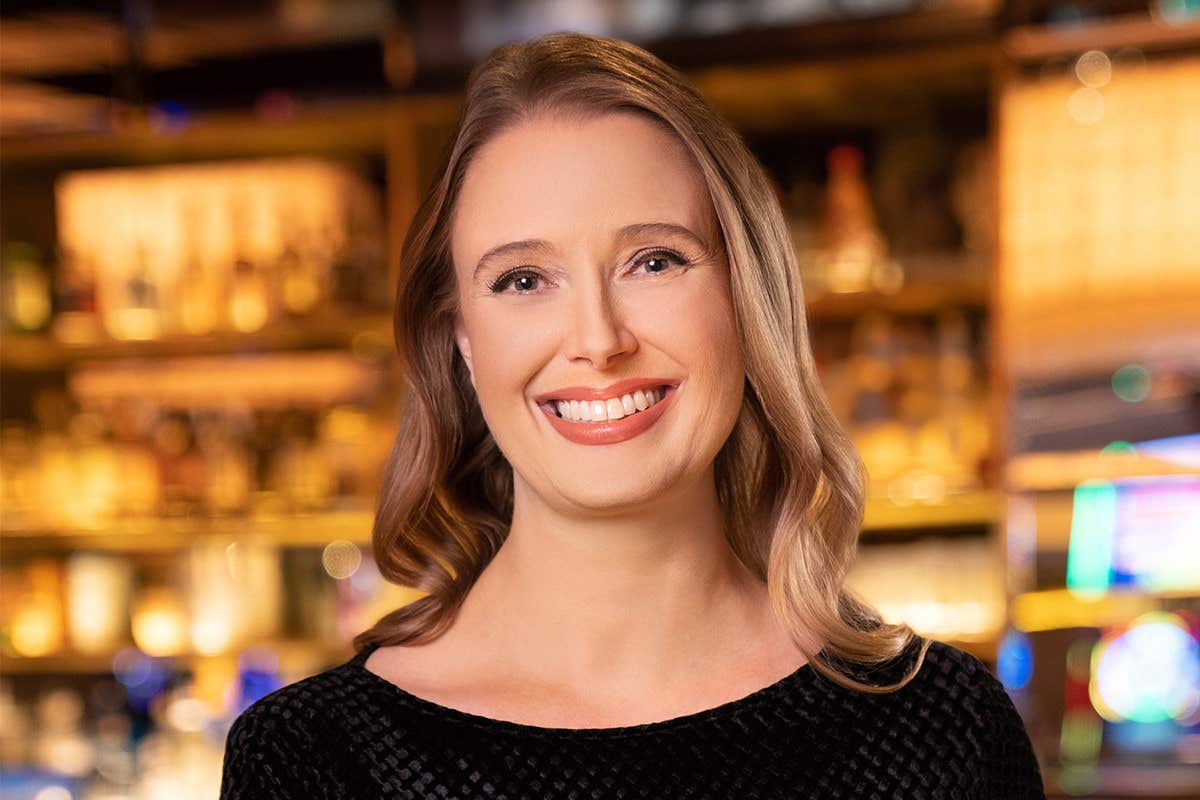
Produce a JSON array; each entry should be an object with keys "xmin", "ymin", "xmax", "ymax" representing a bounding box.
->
[{"xmin": 354, "ymin": 31, "xmax": 930, "ymax": 692}]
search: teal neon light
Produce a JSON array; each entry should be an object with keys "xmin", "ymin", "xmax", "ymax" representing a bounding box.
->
[{"xmin": 1066, "ymin": 480, "xmax": 1117, "ymax": 594}]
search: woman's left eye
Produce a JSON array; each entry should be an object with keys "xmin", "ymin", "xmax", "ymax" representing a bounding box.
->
[{"xmin": 631, "ymin": 249, "xmax": 689, "ymax": 276}]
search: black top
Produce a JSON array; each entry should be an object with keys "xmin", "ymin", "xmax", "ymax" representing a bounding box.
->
[{"xmin": 219, "ymin": 638, "xmax": 1046, "ymax": 799}]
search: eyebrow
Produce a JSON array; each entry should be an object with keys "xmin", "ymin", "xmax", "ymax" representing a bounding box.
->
[{"xmin": 471, "ymin": 222, "xmax": 708, "ymax": 283}]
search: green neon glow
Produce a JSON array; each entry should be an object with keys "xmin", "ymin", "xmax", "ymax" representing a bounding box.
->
[
  {"xmin": 1066, "ymin": 480, "xmax": 1117, "ymax": 594},
  {"xmin": 1112, "ymin": 364, "xmax": 1151, "ymax": 402}
]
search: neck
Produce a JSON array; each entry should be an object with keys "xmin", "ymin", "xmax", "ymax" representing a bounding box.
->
[{"xmin": 446, "ymin": 465, "xmax": 793, "ymax": 693}]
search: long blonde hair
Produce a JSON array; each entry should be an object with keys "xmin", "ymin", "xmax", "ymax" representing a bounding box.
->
[{"xmin": 354, "ymin": 31, "xmax": 930, "ymax": 692}]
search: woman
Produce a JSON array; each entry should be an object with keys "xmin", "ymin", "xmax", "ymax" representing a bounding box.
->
[{"xmin": 221, "ymin": 31, "xmax": 1045, "ymax": 799}]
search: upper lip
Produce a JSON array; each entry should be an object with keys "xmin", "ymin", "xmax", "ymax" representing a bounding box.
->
[{"xmin": 534, "ymin": 377, "xmax": 679, "ymax": 404}]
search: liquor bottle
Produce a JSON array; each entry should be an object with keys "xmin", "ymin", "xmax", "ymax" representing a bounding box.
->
[
  {"xmin": 1, "ymin": 241, "xmax": 53, "ymax": 332},
  {"xmin": 276, "ymin": 200, "xmax": 324, "ymax": 317},
  {"xmin": 51, "ymin": 244, "xmax": 102, "ymax": 344},
  {"xmin": 936, "ymin": 309, "xmax": 989, "ymax": 490},
  {"xmin": 107, "ymin": 398, "xmax": 162, "ymax": 519},
  {"xmin": 847, "ymin": 312, "xmax": 910, "ymax": 494},
  {"xmin": 816, "ymin": 145, "xmax": 903, "ymax": 295},
  {"xmin": 276, "ymin": 408, "xmax": 335, "ymax": 513},
  {"xmin": 175, "ymin": 200, "xmax": 220, "ymax": 336},
  {"xmin": 226, "ymin": 196, "xmax": 270, "ymax": 333},
  {"xmin": 152, "ymin": 410, "xmax": 204, "ymax": 518},
  {"xmin": 350, "ymin": 193, "xmax": 391, "ymax": 312},
  {"xmin": 327, "ymin": 205, "xmax": 364, "ymax": 313},
  {"xmin": 196, "ymin": 409, "xmax": 253, "ymax": 516},
  {"xmin": 110, "ymin": 241, "xmax": 163, "ymax": 340}
]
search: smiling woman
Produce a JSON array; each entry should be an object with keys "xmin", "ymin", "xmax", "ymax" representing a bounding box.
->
[{"xmin": 220, "ymin": 30, "xmax": 1045, "ymax": 800}]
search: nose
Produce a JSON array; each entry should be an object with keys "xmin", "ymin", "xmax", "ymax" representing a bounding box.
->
[{"xmin": 564, "ymin": 278, "xmax": 637, "ymax": 370}]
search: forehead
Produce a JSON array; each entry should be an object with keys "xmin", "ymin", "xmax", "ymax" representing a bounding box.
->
[{"xmin": 450, "ymin": 111, "xmax": 716, "ymax": 272}]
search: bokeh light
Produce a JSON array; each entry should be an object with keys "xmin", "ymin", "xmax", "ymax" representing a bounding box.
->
[
  {"xmin": 1090, "ymin": 612, "xmax": 1200, "ymax": 723},
  {"xmin": 1112, "ymin": 364, "xmax": 1151, "ymax": 402},
  {"xmin": 1075, "ymin": 51, "xmax": 1112, "ymax": 88},
  {"xmin": 322, "ymin": 539, "xmax": 362, "ymax": 580}
]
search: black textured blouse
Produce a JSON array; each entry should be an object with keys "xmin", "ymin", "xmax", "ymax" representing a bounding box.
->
[{"xmin": 219, "ymin": 638, "xmax": 1046, "ymax": 799}]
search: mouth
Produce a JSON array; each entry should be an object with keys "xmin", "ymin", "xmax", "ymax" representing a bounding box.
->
[
  {"xmin": 536, "ymin": 383, "xmax": 677, "ymax": 423},
  {"xmin": 533, "ymin": 381, "xmax": 681, "ymax": 446}
]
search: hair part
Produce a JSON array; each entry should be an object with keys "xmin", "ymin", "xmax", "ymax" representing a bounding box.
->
[{"xmin": 354, "ymin": 31, "xmax": 930, "ymax": 693}]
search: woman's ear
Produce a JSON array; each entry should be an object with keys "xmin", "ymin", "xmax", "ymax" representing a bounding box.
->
[{"xmin": 452, "ymin": 312, "xmax": 476, "ymax": 387}]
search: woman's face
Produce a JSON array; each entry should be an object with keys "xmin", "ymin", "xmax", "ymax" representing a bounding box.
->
[{"xmin": 450, "ymin": 110, "xmax": 745, "ymax": 512}]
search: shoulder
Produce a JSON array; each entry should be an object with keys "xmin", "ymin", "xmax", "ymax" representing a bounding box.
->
[
  {"xmin": 876, "ymin": 639, "xmax": 1023, "ymax": 738},
  {"xmin": 220, "ymin": 663, "xmax": 358, "ymax": 799},
  {"xmin": 902, "ymin": 639, "xmax": 1047, "ymax": 798},
  {"xmin": 908, "ymin": 638, "xmax": 1008, "ymax": 704}
]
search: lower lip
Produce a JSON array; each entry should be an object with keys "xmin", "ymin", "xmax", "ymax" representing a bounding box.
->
[{"xmin": 539, "ymin": 386, "xmax": 678, "ymax": 446}]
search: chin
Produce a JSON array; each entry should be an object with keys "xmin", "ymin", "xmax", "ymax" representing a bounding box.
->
[{"xmin": 551, "ymin": 472, "xmax": 677, "ymax": 513}]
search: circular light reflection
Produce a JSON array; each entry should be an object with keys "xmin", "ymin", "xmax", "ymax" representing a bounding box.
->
[
  {"xmin": 111, "ymin": 647, "xmax": 153, "ymax": 689},
  {"xmin": 1112, "ymin": 364, "xmax": 1151, "ymax": 402},
  {"xmin": 322, "ymin": 540, "xmax": 362, "ymax": 580},
  {"xmin": 1075, "ymin": 51, "xmax": 1112, "ymax": 88}
]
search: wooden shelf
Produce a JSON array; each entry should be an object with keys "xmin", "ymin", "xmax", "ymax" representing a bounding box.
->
[
  {"xmin": 1003, "ymin": 13, "xmax": 1200, "ymax": 63},
  {"xmin": 806, "ymin": 279, "xmax": 987, "ymax": 320},
  {"xmin": 862, "ymin": 489, "xmax": 1000, "ymax": 532},
  {"xmin": 1, "ymin": 493, "xmax": 997, "ymax": 556},
  {"xmin": 1, "ymin": 309, "xmax": 393, "ymax": 371},
  {"xmin": 0, "ymin": 637, "xmax": 998, "ymax": 676},
  {"xmin": 0, "ymin": 508, "xmax": 374, "ymax": 553},
  {"xmin": 0, "ymin": 95, "xmax": 459, "ymax": 165},
  {"xmin": 0, "ymin": 637, "xmax": 354, "ymax": 675}
]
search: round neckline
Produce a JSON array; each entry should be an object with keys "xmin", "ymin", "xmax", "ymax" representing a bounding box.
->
[{"xmin": 347, "ymin": 641, "xmax": 818, "ymax": 738}]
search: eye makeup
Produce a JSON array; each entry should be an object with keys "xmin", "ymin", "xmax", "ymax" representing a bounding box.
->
[{"xmin": 486, "ymin": 247, "xmax": 691, "ymax": 295}]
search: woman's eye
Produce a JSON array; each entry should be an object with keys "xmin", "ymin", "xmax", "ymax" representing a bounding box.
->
[
  {"xmin": 632, "ymin": 249, "xmax": 689, "ymax": 276},
  {"xmin": 489, "ymin": 269, "xmax": 542, "ymax": 294}
]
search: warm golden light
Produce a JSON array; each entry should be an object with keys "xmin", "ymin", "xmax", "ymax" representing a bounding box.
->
[
  {"xmin": 65, "ymin": 553, "xmax": 131, "ymax": 654},
  {"xmin": 1000, "ymin": 55, "xmax": 1200, "ymax": 375},
  {"xmin": 55, "ymin": 158, "xmax": 382, "ymax": 340},
  {"xmin": 131, "ymin": 587, "xmax": 189, "ymax": 657}
]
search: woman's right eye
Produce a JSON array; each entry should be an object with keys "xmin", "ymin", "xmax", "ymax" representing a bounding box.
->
[{"xmin": 489, "ymin": 269, "xmax": 542, "ymax": 294}]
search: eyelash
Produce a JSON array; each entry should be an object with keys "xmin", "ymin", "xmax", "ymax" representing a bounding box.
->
[{"xmin": 488, "ymin": 248, "xmax": 690, "ymax": 295}]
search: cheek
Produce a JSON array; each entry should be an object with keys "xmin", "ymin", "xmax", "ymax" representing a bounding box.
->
[
  {"xmin": 463, "ymin": 306, "xmax": 557, "ymax": 408},
  {"xmin": 630, "ymin": 273, "xmax": 742, "ymax": 382}
]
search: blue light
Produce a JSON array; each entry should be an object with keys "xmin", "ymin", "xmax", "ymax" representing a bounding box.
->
[{"xmin": 998, "ymin": 628, "xmax": 1034, "ymax": 691}]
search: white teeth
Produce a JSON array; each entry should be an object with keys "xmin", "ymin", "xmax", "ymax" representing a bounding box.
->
[{"xmin": 551, "ymin": 387, "xmax": 668, "ymax": 422}]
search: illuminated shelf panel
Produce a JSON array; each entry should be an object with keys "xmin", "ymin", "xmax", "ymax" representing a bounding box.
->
[
  {"xmin": 861, "ymin": 489, "xmax": 999, "ymax": 532},
  {"xmin": 2, "ymin": 492, "xmax": 999, "ymax": 554},
  {"xmin": 1, "ymin": 310, "xmax": 393, "ymax": 371},
  {"xmin": 1007, "ymin": 449, "xmax": 1197, "ymax": 493},
  {"xmin": 0, "ymin": 634, "xmax": 997, "ymax": 676},
  {"xmin": 804, "ymin": 259, "xmax": 989, "ymax": 321},
  {"xmin": 0, "ymin": 637, "xmax": 354, "ymax": 676},
  {"xmin": 0, "ymin": 509, "xmax": 374, "ymax": 553}
]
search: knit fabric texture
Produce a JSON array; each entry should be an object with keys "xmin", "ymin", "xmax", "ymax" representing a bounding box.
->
[{"xmin": 219, "ymin": 637, "xmax": 1046, "ymax": 799}]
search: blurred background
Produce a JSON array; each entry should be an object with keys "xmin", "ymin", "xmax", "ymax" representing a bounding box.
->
[{"xmin": 0, "ymin": 0, "xmax": 1197, "ymax": 797}]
